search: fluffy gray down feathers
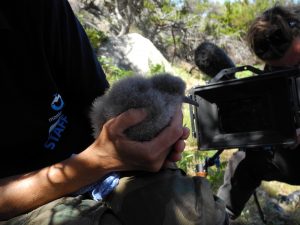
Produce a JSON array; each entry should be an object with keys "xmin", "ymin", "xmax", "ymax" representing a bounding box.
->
[{"xmin": 89, "ymin": 73, "xmax": 188, "ymax": 141}]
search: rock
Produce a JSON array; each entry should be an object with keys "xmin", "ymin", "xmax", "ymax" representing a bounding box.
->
[{"xmin": 98, "ymin": 33, "xmax": 174, "ymax": 76}]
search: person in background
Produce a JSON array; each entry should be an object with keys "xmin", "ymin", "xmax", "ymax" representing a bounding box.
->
[
  {"xmin": 217, "ymin": 4, "xmax": 300, "ymax": 220},
  {"xmin": 0, "ymin": 1, "xmax": 189, "ymax": 224}
]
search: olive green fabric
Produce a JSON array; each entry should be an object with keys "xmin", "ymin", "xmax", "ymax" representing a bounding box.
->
[
  {"xmin": 1, "ymin": 169, "xmax": 227, "ymax": 225},
  {"xmin": 0, "ymin": 196, "xmax": 121, "ymax": 225},
  {"xmin": 106, "ymin": 168, "xmax": 227, "ymax": 225}
]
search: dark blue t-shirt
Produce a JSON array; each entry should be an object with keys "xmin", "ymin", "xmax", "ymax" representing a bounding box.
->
[{"xmin": 0, "ymin": 0, "xmax": 109, "ymax": 177}]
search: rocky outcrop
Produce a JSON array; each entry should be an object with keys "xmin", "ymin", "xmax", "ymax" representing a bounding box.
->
[
  {"xmin": 98, "ymin": 33, "xmax": 174, "ymax": 76},
  {"xmin": 68, "ymin": 0, "xmax": 258, "ymax": 70}
]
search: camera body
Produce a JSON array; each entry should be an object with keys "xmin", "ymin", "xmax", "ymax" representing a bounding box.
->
[{"xmin": 188, "ymin": 66, "xmax": 300, "ymax": 150}]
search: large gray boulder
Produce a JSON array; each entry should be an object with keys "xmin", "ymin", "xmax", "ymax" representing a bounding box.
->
[{"xmin": 98, "ymin": 33, "xmax": 174, "ymax": 76}]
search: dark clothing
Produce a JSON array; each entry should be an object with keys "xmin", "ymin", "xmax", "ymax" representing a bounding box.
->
[
  {"xmin": 1, "ymin": 168, "xmax": 228, "ymax": 225},
  {"xmin": 0, "ymin": 169, "xmax": 228, "ymax": 225},
  {"xmin": 0, "ymin": 0, "xmax": 109, "ymax": 177},
  {"xmin": 99, "ymin": 168, "xmax": 228, "ymax": 225},
  {"xmin": 217, "ymin": 146, "xmax": 300, "ymax": 218},
  {"xmin": 0, "ymin": 196, "xmax": 122, "ymax": 225}
]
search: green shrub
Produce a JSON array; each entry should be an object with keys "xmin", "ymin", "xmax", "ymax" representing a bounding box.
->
[
  {"xmin": 85, "ymin": 28, "xmax": 108, "ymax": 50},
  {"xmin": 149, "ymin": 63, "xmax": 166, "ymax": 75},
  {"xmin": 98, "ymin": 56, "xmax": 134, "ymax": 84}
]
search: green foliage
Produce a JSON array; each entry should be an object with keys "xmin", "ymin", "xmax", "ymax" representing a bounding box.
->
[
  {"xmin": 85, "ymin": 28, "xmax": 108, "ymax": 50},
  {"xmin": 206, "ymin": 160, "xmax": 227, "ymax": 191},
  {"xmin": 143, "ymin": 0, "xmax": 179, "ymax": 26},
  {"xmin": 177, "ymin": 149, "xmax": 225, "ymax": 191},
  {"xmin": 143, "ymin": 0, "xmax": 156, "ymax": 11},
  {"xmin": 149, "ymin": 63, "xmax": 166, "ymax": 75},
  {"xmin": 205, "ymin": 0, "xmax": 290, "ymax": 38},
  {"xmin": 76, "ymin": 13, "xmax": 108, "ymax": 50},
  {"xmin": 98, "ymin": 56, "xmax": 134, "ymax": 84},
  {"xmin": 177, "ymin": 150, "xmax": 196, "ymax": 174}
]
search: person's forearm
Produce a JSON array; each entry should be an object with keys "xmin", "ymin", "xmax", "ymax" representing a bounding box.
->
[
  {"xmin": 0, "ymin": 145, "xmax": 112, "ymax": 220},
  {"xmin": 0, "ymin": 107, "xmax": 185, "ymax": 220}
]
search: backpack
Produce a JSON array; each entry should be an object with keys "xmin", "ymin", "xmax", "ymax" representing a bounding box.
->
[{"xmin": 105, "ymin": 168, "xmax": 228, "ymax": 225}]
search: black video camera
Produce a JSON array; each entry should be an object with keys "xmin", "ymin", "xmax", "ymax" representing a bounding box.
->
[{"xmin": 188, "ymin": 65, "xmax": 300, "ymax": 150}]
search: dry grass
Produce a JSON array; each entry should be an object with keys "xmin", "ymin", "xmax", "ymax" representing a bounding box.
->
[{"xmin": 261, "ymin": 181, "xmax": 300, "ymax": 198}]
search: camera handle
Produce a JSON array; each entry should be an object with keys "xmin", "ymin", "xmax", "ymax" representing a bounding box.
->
[
  {"xmin": 195, "ymin": 148, "xmax": 267, "ymax": 224},
  {"xmin": 208, "ymin": 65, "xmax": 264, "ymax": 83}
]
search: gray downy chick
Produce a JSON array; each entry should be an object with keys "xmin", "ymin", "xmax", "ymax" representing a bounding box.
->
[{"xmin": 89, "ymin": 73, "xmax": 197, "ymax": 141}]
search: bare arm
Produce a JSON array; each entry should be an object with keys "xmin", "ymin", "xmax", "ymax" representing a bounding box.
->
[{"xmin": 0, "ymin": 107, "xmax": 186, "ymax": 220}]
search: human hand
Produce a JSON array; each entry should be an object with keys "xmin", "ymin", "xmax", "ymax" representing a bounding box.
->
[
  {"xmin": 91, "ymin": 107, "xmax": 186, "ymax": 173},
  {"xmin": 165, "ymin": 125, "xmax": 190, "ymax": 165}
]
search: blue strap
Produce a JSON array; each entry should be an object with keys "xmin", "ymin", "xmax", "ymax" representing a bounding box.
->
[{"xmin": 75, "ymin": 172, "xmax": 120, "ymax": 201}]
